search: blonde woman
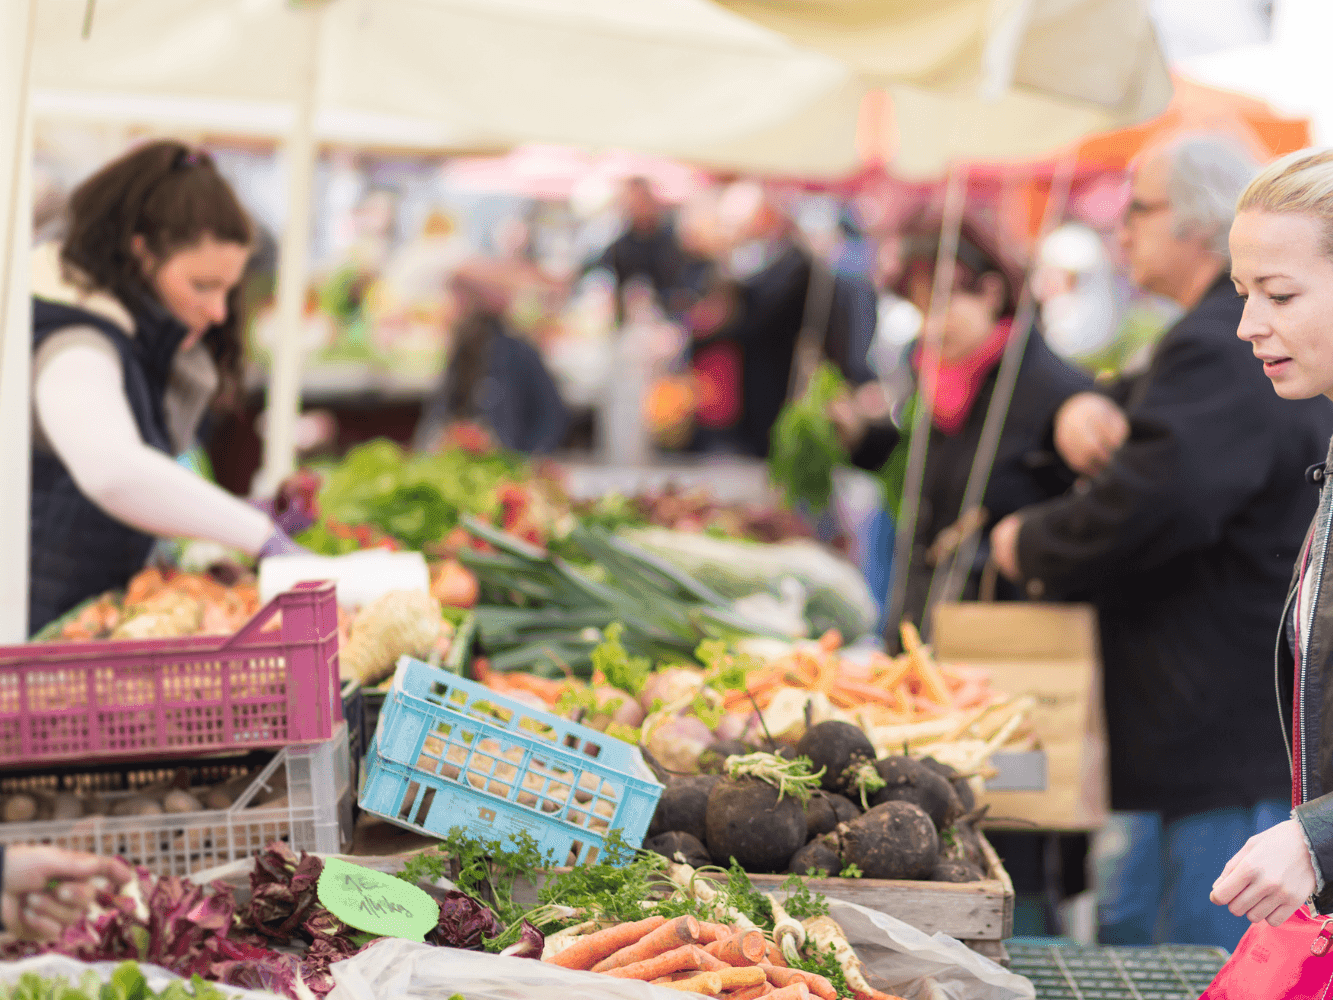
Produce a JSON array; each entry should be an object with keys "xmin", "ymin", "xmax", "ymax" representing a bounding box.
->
[{"xmin": 1213, "ymin": 149, "xmax": 1333, "ymax": 927}]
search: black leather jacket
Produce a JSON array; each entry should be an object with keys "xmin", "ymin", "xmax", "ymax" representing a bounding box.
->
[{"xmin": 1283, "ymin": 437, "xmax": 1333, "ymax": 912}]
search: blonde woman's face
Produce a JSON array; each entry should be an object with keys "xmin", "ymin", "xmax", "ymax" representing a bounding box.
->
[{"xmin": 1231, "ymin": 210, "xmax": 1333, "ymax": 400}]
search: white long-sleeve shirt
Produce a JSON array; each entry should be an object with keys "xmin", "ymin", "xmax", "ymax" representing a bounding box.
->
[{"xmin": 33, "ymin": 328, "xmax": 274, "ymax": 555}]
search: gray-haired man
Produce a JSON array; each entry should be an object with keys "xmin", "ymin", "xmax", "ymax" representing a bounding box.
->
[{"xmin": 989, "ymin": 134, "xmax": 1333, "ymax": 947}]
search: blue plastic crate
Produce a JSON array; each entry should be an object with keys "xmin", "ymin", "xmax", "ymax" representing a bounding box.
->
[{"xmin": 359, "ymin": 656, "xmax": 664, "ymax": 865}]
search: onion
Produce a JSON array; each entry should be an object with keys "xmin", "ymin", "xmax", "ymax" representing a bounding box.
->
[
  {"xmin": 639, "ymin": 667, "xmax": 705, "ymax": 713},
  {"xmin": 714, "ymin": 712, "xmax": 750, "ymax": 743},
  {"xmin": 646, "ymin": 714, "xmax": 717, "ymax": 774}
]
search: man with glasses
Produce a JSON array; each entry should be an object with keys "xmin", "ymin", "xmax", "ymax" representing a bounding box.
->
[{"xmin": 989, "ymin": 134, "xmax": 1333, "ymax": 947}]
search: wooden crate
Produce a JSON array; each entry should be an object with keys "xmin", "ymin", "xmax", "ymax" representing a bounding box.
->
[
  {"xmin": 742, "ymin": 829, "xmax": 1014, "ymax": 962},
  {"xmin": 932, "ymin": 601, "xmax": 1109, "ymax": 832}
]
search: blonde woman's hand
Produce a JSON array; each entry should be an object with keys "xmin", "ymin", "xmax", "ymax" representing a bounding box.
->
[{"xmin": 1210, "ymin": 819, "xmax": 1317, "ymax": 927}]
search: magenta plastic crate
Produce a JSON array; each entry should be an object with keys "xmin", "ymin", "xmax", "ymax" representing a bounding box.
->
[{"xmin": 0, "ymin": 580, "xmax": 341, "ymax": 768}]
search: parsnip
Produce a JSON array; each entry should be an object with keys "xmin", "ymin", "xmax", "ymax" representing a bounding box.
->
[
  {"xmin": 767, "ymin": 895, "xmax": 805, "ymax": 964},
  {"xmin": 803, "ymin": 915, "xmax": 873, "ymax": 997}
]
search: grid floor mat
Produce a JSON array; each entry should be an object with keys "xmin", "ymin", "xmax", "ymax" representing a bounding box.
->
[{"xmin": 1007, "ymin": 942, "xmax": 1228, "ymax": 1000}]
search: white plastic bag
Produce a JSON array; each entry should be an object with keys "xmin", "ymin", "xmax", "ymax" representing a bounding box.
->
[
  {"xmin": 827, "ymin": 899, "xmax": 1035, "ymax": 1000},
  {"xmin": 326, "ymin": 939, "xmax": 690, "ymax": 1000},
  {"xmin": 0, "ymin": 954, "xmax": 284, "ymax": 1000},
  {"xmin": 326, "ymin": 901, "xmax": 1036, "ymax": 1000}
]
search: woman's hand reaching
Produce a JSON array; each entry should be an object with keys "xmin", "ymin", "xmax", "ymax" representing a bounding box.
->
[
  {"xmin": 1210, "ymin": 819, "xmax": 1318, "ymax": 927},
  {"xmin": 1, "ymin": 845, "xmax": 133, "ymax": 941}
]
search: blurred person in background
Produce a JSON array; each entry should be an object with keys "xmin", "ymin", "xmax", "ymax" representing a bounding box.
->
[
  {"xmin": 587, "ymin": 176, "xmax": 691, "ymax": 317},
  {"xmin": 415, "ymin": 267, "xmax": 568, "ymax": 455},
  {"xmin": 989, "ymin": 134, "xmax": 1333, "ymax": 948},
  {"xmin": 711, "ymin": 183, "xmax": 877, "ymax": 458},
  {"xmin": 29, "ymin": 140, "xmax": 306, "ymax": 636},
  {"xmin": 831, "ymin": 214, "xmax": 1092, "ymax": 641},
  {"xmin": 1034, "ymin": 223, "xmax": 1122, "ymax": 370}
]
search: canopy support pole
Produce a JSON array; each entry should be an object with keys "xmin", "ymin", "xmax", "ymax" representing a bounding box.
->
[
  {"xmin": 882, "ymin": 163, "xmax": 968, "ymax": 647},
  {"xmin": 925, "ymin": 150, "xmax": 1080, "ymax": 620},
  {"xmin": 255, "ymin": 3, "xmax": 322, "ymax": 498},
  {"xmin": 0, "ymin": 0, "xmax": 38, "ymax": 642}
]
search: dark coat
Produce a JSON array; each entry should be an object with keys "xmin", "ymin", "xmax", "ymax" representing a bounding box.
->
[
  {"xmin": 708, "ymin": 243, "xmax": 878, "ymax": 457},
  {"xmin": 852, "ymin": 329, "xmax": 1092, "ymax": 637},
  {"xmin": 1015, "ymin": 276, "xmax": 1333, "ymax": 818},
  {"xmin": 417, "ymin": 321, "xmax": 568, "ymax": 455},
  {"xmin": 29, "ymin": 297, "xmax": 184, "ymax": 635}
]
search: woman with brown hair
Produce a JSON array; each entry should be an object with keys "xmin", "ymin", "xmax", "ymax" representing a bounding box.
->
[{"xmin": 29, "ymin": 139, "xmax": 303, "ymax": 634}]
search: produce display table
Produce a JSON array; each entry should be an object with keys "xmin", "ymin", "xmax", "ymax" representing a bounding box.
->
[{"xmin": 1008, "ymin": 941, "xmax": 1227, "ymax": 999}]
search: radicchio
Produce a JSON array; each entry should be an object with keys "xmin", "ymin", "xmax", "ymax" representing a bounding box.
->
[{"xmin": 427, "ymin": 890, "xmax": 503, "ymax": 950}]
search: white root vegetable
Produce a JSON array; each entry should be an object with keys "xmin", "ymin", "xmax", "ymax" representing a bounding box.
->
[
  {"xmin": 662, "ymin": 860, "xmax": 758, "ymax": 931},
  {"xmin": 803, "ymin": 915, "xmax": 874, "ymax": 997},
  {"xmin": 111, "ymin": 797, "xmax": 163, "ymax": 817},
  {"xmin": 541, "ymin": 919, "xmax": 605, "ymax": 961},
  {"xmin": 767, "ymin": 894, "xmax": 805, "ymax": 964}
]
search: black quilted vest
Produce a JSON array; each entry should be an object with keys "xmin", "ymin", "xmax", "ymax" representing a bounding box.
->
[{"xmin": 29, "ymin": 296, "xmax": 187, "ymax": 635}]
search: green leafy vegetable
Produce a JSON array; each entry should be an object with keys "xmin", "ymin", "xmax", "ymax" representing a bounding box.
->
[
  {"xmin": 791, "ymin": 940, "xmax": 854, "ymax": 999},
  {"xmin": 777, "ymin": 874, "xmax": 831, "ymax": 920},
  {"xmin": 591, "ymin": 624, "xmax": 651, "ymax": 695},
  {"xmin": 0, "ymin": 962, "xmax": 231, "ymax": 1000},
  {"xmin": 768, "ymin": 363, "xmax": 849, "ymax": 513},
  {"xmin": 725, "ymin": 753, "xmax": 826, "ymax": 804},
  {"xmin": 839, "ymin": 863, "xmax": 864, "ymax": 879}
]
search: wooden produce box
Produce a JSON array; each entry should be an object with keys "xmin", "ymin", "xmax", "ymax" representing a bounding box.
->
[
  {"xmin": 932, "ymin": 601, "xmax": 1109, "ymax": 832},
  {"xmin": 743, "ymin": 829, "xmax": 1014, "ymax": 963}
]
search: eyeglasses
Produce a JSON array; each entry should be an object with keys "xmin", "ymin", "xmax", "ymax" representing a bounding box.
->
[{"xmin": 1124, "ymin": 198, "xmax": 1171, "ymax": 220}]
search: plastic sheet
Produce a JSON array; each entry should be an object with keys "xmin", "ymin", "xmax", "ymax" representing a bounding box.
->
[
  {"xmin": 0, "ymin": 954, "xmax": 285, "ymax": 1000},
  {"xmin": 326, "ymin": 899, "xmax": 1035, "ymax": 1000}
]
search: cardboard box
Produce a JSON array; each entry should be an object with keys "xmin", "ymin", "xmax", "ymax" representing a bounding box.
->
[{"xmin": 931, "ymin": 601, "xmax": 1109, "ymax": 832}]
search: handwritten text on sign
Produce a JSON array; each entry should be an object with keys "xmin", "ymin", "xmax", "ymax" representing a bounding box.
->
[{"xmin": 316, "ymin": 857, "xmax": 439, "ymax": 941}]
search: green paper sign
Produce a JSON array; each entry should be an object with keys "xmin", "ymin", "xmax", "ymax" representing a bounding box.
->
[{"xmin": 317, "ymin": 857, "xmax": 439, "ymax": 942}]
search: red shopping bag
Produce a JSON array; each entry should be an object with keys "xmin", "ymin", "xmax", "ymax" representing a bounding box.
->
[{"xmin": 1200, "ymin": 908, "xmax": 1333, "ymax": 998}]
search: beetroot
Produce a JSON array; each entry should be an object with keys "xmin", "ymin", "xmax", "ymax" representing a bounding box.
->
[
  {"xmin": 839, "ymin": 801, "xmax": 939, "ymax": 880},
  {"xmin": 796, "ymin": 721, "xmax": 875, "ymax": 794},
  {"xmin": 705, "ymin": 777, "xmax": 807, "ymax": 873},
  {"xmin": 647, "ymin": 774, "xmax": 719, "ymax": 844},
  {"xmin": 788, "ymin": 840, "xmax": 842, "ymax": 877},
  {"xmin": 870, "ymin": 756, "xmax": 963, "ymax": 831}
]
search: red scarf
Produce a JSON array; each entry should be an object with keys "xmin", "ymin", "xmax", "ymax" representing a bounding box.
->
[{"xmin": 913, "ymin": 319, "xmax": 1012, "ymax": 436}]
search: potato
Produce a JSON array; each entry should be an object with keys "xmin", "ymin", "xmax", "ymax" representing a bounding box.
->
[
  {"xmin": 4, "ymin": 794, "xmax": 37, "ymax": 823},
  {"xmin": 111, "ymin": 797, "xmax": 163, "ymax": 818},
  {"xmin": 163, "ymin": 790, "xmax": 203, "ymax": 814},
  {"xmin": 51, "ymin": 793, "xmax": 83, "ymax": 821}
]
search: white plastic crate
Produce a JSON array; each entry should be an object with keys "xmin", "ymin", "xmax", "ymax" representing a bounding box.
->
[{"xmin": 0, "ymin": 722, "xmax": 352, "ymax": 878}]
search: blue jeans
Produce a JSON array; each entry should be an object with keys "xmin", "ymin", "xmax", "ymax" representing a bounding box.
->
[{"xmin": 1095, "ymin": 801, "xmax": 1289, "ymax": 949}]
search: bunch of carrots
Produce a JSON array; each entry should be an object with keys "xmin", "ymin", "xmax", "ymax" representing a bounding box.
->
[
  {"xmin": 725, "ymin": 624, "xmax": 996, "ymax": 727},
  {"xmin": 544, "ymin": 914, "xmax": 900, "ymax": 1000}
]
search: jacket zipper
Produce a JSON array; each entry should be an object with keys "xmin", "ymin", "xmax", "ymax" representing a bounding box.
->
[
  {"xmin": 1302, "ymin": 493, "xmax": 1333, "ymax": 804},
  {"xmin": 1278, "ymin": 583, "xmax": 1298, "ymax": 771}
]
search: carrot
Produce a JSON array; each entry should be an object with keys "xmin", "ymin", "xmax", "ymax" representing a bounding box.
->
[
  {"xmin": 727, "ymin": 985, "xmax": 774, "ymax": 1000},
  {"xmin": 603, "ymin": 944, "xmax": 707, "ymax": 980},
  {"xmin": 716, "ymin": 967, "xmax": 767, "ymax": 989},
  {"xmin": 760, "ymin": 965, "xmax": 838, "ymax": 1000},
  {"xmin": 661, "ymin": 972, "xmax": 723, "ymax": 995},
  {"xmin": 705, "ymin": 930, "xmax": 767, "ymax": 967},
  {"xmin": 766, "ymin": 985, "xmax": 810, "ymax": 1000},
  {"xmin": 592, "ymin": 915, "xmax": 700, "ymax": 972},
  {"xmin": 852, "ymin": 991, "xmax": 908, "ymax": 1000},
  {"xmin": 763, "ymin": 943, "xmax": 787, "ymax": 968},
  {"xmin": 546, "ymin": 915, "xmax": 667, "ymax": 969},
  {"xmin": 817, "ymin": 629, "xmax": 843, "ymax": 653},
  {"xmin": 697, "ymin": 921, "xmax": 736, "ymax": 945},
  {"xmin": 696, "ymin": 949, "xmax": 731, "ymax": 972}
]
